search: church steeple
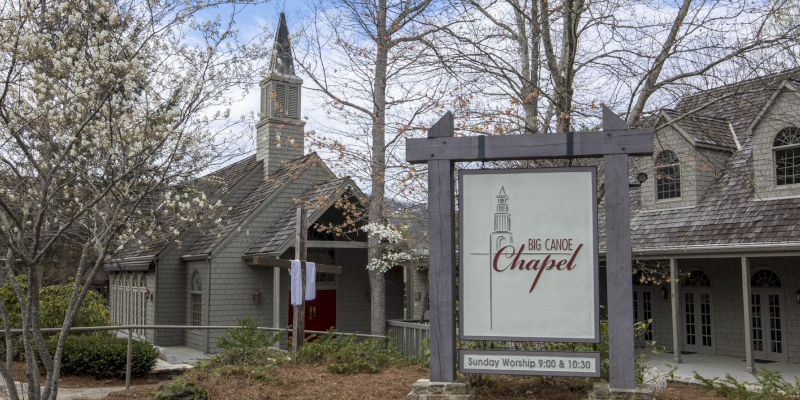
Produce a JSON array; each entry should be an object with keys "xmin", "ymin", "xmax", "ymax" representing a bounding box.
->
[
  {"xmin": 257, "ymin": 13, "xmax": 304, "ymax": 178},
  {"xmin": 269, "ymin": 13, "xmax": 295, "ymax": 76}
]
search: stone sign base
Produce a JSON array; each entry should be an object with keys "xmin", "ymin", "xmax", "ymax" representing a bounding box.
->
[
  {"xmin": 408, "ymin": 378, "xmax": 476, "ymax": 400},
  {"xmin": 589, "ymin": 383, "xmax": 654, "ymax": 400}
]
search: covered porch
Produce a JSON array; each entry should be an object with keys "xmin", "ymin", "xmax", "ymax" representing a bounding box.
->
[
  {"xmin": 646, "ymin": 351, "xmax": 800, "ymax": 384},
  {"xmin": 632, "ymin": 248, "xmax": 800, "ymax": 373}
]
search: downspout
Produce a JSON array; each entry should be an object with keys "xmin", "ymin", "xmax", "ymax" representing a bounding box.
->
[{"xmin": 206, "ymin": 255, "xmax": 212, "ymax": 353}]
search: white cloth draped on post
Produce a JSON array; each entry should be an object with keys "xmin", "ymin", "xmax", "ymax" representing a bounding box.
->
[
  {"xmin": 305, "ymin": 262, "xmax": 316, "ymax": 301},
  {"xmin": 290, "ymin": 260, "xmax": 303, "ymax": 306}
]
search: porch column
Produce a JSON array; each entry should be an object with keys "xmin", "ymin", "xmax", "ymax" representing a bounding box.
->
[
  {"xmin": 273, "ymin": 263, "xmax": 281, "ymax": 329},
  {"xmin": 670, "ymin": 258, "xmax": 681, "ymax": 364},
  {"xmin": 741, "ymin": 257, "xmax": 754, "ymax": 372}
]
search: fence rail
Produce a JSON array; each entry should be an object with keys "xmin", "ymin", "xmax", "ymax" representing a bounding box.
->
[
  {"xmin": 0, "ymin": 324, "xmax": 385, "ymax": 391},
  {"xmin": 386, "ymin": 319, "xmax": 429, "ymax": 357}
]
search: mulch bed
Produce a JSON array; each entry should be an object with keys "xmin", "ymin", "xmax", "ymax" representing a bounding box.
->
[{"xmin": 95, "ymin": 363, "xmax": 727, "ymax": 400}]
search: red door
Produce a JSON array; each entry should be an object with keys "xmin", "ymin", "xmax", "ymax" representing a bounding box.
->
[{"xmin": 288, "ymin": 289, "xmax": 337, "ymax": 336}]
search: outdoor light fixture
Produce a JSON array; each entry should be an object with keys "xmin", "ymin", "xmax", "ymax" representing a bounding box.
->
[
  {"xmin": 629, "ymin": 172, "xmax": 649, "ymax": 188},
  {"xmin": 252, "ymin": 289, "xmax": 260, "ymax": 305},
  {"xmin": 795, "ymin": 289, "xmax": 800, "ymax": 304}
]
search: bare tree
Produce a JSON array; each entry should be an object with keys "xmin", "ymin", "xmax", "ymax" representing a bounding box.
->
[
  {"xmin": 0, "ymin": 1, "xmax": 261, "ymax": 398},
  {"xmin": 296, "ymin": 0, "xmax": 450, "ymax": 334}
]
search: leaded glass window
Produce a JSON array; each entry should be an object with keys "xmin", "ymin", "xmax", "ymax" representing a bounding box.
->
[
  {"xmin": 655, "ymin": 150, "xmax": 681, "ymax": 199},
  {"xmin": 191, "ymin": 271, "xmax": 202, "ymax": 326},
  {"xmin": 774, "ymin": 127, "xmax": 800, "ymax": 186}
]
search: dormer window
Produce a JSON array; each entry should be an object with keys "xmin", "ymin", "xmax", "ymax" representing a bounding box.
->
[
  {"xmin": 773, "ymin": 127, "xmax": 800, "ymax": 186},
  {"xmin": 655, "ymin": 150, "xmax": 681, "ymax": 199}
]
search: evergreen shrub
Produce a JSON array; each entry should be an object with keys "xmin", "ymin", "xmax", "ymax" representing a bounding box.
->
[{"xmin": 49, "ymin": 333, "xmax": 158, "ymax": 378}]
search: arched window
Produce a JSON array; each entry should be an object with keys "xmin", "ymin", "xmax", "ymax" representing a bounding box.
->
[
  {"xmin": 655, "ymin": 150, "xmax": 681, "ymax": 199},
  {"xmin": 191, "ymin": 271, "xmax": 202, "ymax": 326},
  {"xmin": 751, "ymin": 269, "xmax": 781, "ymax": 288},
  {"xmin": 774, "ymin": 127, "xmax": 800, "ymax": 186},
  {"xmin": 683, "ymin": 269, "xmax": 711, "ymax": 287}
]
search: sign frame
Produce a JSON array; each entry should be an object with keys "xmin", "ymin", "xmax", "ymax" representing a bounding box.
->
[
  {"xmin": 457, "ymin": 167, "xmax": 600, "ymax": 343},
  {"xmin": 459, "ymin": 349, "xmax": 601, "ymax": 377}
]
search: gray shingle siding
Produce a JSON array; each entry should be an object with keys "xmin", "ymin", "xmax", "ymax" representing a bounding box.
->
[{"xmin": 154, "ymin": 244, "xmax": 185, "ymax": 345}]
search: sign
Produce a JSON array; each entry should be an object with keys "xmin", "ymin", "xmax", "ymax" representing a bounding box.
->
[
  {"xmin": 459, "ymin": 168, "xmax": 599, "ymax": 342},
  {"xmin": 459, "ymin": 350, "xmax": 601, "ymax": 377}
]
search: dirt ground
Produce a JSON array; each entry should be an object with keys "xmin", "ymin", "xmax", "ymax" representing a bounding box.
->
[
  {"xmin": 91, "ymin": 364, "xmax": 728, "ymax": 400},
  {"xmin": 9, "ymin": 361, "xmax": 173, "ymax": 388}
]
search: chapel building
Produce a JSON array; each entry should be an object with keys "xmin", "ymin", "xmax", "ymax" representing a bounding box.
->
[{"xmin": 105, "ymin": 14, "xmax": 404, "ymax": 354}]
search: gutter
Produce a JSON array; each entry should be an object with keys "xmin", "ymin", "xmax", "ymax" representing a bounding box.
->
[
  {"xmin": 104, "ymin": 255, "xmax": 156, "ymax": 271},
  {"xmin": 627, "ymin": 242, "xmax": 800, "ymax": 259}
]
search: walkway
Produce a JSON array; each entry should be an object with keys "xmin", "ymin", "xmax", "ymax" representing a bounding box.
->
[
  {"xmin": 0, "ymin": 346, "xmax": 212, "ymax": 399},
  {"xmin": 646, "ymin": 352, "xmax": 800, "ymax": 384}
]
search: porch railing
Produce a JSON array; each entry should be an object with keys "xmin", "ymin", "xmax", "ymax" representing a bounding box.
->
[{"xmin": 386, "ymin": 319, "xmax": 429, "ymax": 357}]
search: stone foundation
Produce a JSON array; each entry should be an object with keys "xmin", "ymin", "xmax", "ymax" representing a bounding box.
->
[
  {"xmin": 407, "ymin": 378, "xmax": 476, "ymax": 400},
  {"xmin": 589, "ymin": 383, "xmax": 654, "ymax": 400}
]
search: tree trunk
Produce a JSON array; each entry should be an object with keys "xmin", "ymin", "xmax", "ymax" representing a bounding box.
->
[{"xmin": 368, "ymin": 0, "xmax": 389, "ymax": 336}]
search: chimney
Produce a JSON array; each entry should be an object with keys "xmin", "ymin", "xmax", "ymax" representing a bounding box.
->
[{"xmin": 256, "ymin": 13, "xmax": 304, "ymax": 178}]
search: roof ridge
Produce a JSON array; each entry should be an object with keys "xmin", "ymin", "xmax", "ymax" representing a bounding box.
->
[{"xmin": 680, "ymin": 68, "xmax": 800, "ymax": 101}]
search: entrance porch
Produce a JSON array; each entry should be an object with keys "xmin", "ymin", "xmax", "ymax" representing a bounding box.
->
[
  {"xmin": 646, "ymin": 351, "xmax": 800, "ymax": 385},
  {"xmin": 632, "ymin": 253, "xmax": 800, "ymax": 372}
]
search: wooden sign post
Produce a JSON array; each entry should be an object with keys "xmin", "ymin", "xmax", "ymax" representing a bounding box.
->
[
  {"xmin": 293, "ymin": 206, "xmax": 307, "ymax": 353},
  {"xmin": 405, "ymin": 108, "xmax": 653, "ymax": 395}
]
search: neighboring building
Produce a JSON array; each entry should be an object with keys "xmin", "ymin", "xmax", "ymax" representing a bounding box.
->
[
  {"xmin": 627, "ymin": 69, "xmax": 800, "ymax": 367},
  {"xmin": 105, "ymin": 14, "xmax": 403, "ymax": 353}
]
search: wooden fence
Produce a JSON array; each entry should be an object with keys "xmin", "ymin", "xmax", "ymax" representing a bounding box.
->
[{"xmin": 386, "ymin": 319, "xmax": 430, "ymax": 357}]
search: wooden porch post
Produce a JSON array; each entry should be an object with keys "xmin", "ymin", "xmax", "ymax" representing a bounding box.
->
[
  {"xmin": 273, "ymin": 263, "xmax": 280, "ymax": 330},
  {"xmin": 741, "ymin": 256, "xmax": 754, "ymax": 372},
  {"xmin": 292, "ymin": 207, "xmax": 307, "ymax": 354},
  {"xmin": 669, "ymin": 258, "xmax": 681, "ymax": 364}
]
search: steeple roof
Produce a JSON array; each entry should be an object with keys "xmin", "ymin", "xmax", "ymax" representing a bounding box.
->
[{"xmin": 269, "ymin": 13, "xmax": 295, "ymax": 76}]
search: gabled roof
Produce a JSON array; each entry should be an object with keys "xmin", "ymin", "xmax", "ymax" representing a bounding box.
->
[
  {"xmin": 631, "ymin": 135, "xmax": 800, "ymax": 253},
  {"xmin": 630, "ymin": 69, "xmax": 800, "ymax": 255},
  {"xmin": 118, "ymin": 156, "xmax": 261, "ymax": 259},
  {"xmin": 660, "ymin": 110, "xmax": 738, "ymax": 150},
  {"xmin": 186, "ymin": 152, "xmax": 322, "ymax": 256},
  {"xmin": 674, "ymin": 69, "xmax": 800, "ymax": 139},
  {"xmin": 245, "ymin": 178, "xmax": 363, "ymax": 256}
]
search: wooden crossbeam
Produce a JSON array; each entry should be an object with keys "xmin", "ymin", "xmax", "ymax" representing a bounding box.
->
[
  {"xmin": 250, "ymin": 256, "xmax": 343, "ymax": 275},
  {"xmin": 405, "ymin": 129, "xmax": 653, "ymax": 163}
]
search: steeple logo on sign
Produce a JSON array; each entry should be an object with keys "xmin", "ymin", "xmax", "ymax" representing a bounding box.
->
[{"xmin": 460, "ymin": 169, "xmax": 599, "ymax": 342}]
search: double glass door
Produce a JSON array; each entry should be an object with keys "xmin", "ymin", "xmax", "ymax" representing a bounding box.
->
[{"xmin": 682, "ymin": 290, "xmax": 714, "ymax": 354}]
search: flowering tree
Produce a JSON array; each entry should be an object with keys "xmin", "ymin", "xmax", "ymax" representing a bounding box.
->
[{"xmin": 0, "ymin": 0, "xmax": 260, "ymax": 398}]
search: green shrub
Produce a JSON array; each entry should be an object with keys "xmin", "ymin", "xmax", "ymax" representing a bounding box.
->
[
  {"xmin": 695, "ymin": 368, "xmax": 800, "ymax": 399},
  {"xmin": 152, "ymin": 377, "xmax": 209, "ymax": 400},
  {"xmin": 0, "ymin": 276, "xmax": 110, "ymax": 360},
  {"xmin": 0, "ymin": 275, "xmax": 110, "ymax": 329},
  {"xmin": 49, "ymin": 333, "xmax": 158, "ymax": 378},
  {"xmin": 209, "ymin": 318, "xmax": 282, "ymax": 366},
  {"xmin": 217, "ymin": 317, "xmax": 279, "ymax": 353},
  {"xmin": 297, "ymin": 334, "xmax": 401, "ymax": 374}
]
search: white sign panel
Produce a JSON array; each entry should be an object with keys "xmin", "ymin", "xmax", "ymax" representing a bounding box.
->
[
  {"xmin": 459, "ymin": 168, "xmax": 599, "ymax": 342},
  {"xmin": 460, "ymin": 350, "xmax": 601, "ymax": 377}
]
